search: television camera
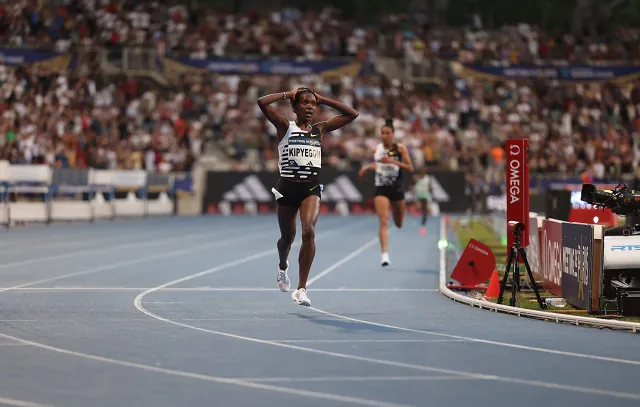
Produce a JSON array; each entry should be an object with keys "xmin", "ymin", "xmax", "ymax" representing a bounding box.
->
[{"xmin": 581, "ymin": 183, "xmax": 640, "ymax": 313}]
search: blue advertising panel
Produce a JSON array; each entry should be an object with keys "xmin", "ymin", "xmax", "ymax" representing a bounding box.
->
[
  {"xmin": 0, "ymin": 48, "xmax": 72, "ymax": 71},
  {"xmin": 561, "ymin": 222, "xmax": 593, "ymax": 311},
  {"xmin": 162, "ymin": 56, "xmax": 363, "ymax": 76},
  {"xmin": 458, "ymin": 63, "xmax": 640, "ymax": 82}
]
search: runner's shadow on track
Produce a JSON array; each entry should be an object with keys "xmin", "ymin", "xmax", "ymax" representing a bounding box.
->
[{"xmin": 292, "ymin": 313, "xmax": 397, "ymax": 333}]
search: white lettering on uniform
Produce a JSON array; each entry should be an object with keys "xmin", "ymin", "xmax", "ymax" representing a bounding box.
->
[{"xmin": 288, "ymin": 147, "xmax": 321, "ymax": 159}]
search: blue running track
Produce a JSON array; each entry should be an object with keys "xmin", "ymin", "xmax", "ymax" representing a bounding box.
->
[{"xmin": 0, "ymin": 215, "xmax": 638, "ymax": 407}]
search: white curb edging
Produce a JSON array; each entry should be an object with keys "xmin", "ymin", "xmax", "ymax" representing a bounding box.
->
[{"xmin": 438, "ymin": 216, "xmax": 640, "ymax": 333}]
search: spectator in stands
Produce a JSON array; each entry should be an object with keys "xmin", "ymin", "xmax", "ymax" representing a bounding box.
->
[{"xmin": 2, "ymin": 1, "xmax": 640, "ymax": 183}]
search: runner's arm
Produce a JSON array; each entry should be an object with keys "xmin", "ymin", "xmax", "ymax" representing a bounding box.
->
[
  {"xmin": 257, "ymin": 88, "xmax": 301, "ymax": 136},
  {"xmin": 314, "ymin": 92, "xmax": 359, "ymax": 134},
  {"xmin": 358, "ymin": 148, "xmax": 378, "ymax": 178},
  {"xmin": 388, "ymin": 144, "xmax": 414, "ymax": 172}
]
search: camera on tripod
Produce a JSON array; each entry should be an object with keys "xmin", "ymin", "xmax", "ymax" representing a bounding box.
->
[
  {"xmin": 507, "ymin": 221, "xmax": 525, "ymax": 235},
  {"xmin": 499, "ymin": 219, "xmax": 546, "ymax": 309}
]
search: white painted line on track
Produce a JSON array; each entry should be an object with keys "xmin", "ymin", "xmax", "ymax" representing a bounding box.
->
[
  {"xmin": 242, "ymin": 375, "xmax": 479, "ymax": 383},
  {"xmin": 309, "ymin": 306, "xmax": 640, "ymax": 367},
  {"xmin": 307, "ymin": 237, "xmax": 379, "ymax": 286},
  {"xmin": 272, "ymin": 339, "xmax": 469, "ymax": 343},
  {"xmin": 0, "ymin": 224, "xmax": 219, "ymax": 255},
  {"xmin": 134, "ymin": 297, "xmax": 640, "ymax": 401},
  {"xmin": 0, "ymin": 396, "xmax": 56, "ymax": 407},
  {"xmin": 0, "ymin": 287, "xmax": 438, "ymax": 292},
  {"xmin": 0, "ymin": 223, "xmax": 261, "ymax": 270},
  {"xmin": 0, "ymin": 223, "xmax": 420, "ymax": 407},
  {"xmin": 130, "ymin": 226, "xmax": 640, "ymax": 402},
  {"xmin": 0, "ymin": 228, "xmax": 281, "ymax": 293},
  {"xmin": 0, "ymin": 331, "xmax": 413, "ymax": 407}
]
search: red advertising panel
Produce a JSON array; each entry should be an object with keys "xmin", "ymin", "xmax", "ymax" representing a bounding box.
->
[
  {"xmin": 506, "ymin": 139, "xmax": 530, "ymax": 249},
  {"xmin": 540, "ymin": 218, "xmax": 563, "ymax": 297}
]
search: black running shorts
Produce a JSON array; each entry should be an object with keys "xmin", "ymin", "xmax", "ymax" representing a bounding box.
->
[
  {"xmin": 272, "ymin": 178, "xmax": 322, "ymax": 208},
  {"xmin": 375, "ymin": 186, "xmax": 405, "ymax": 202}
]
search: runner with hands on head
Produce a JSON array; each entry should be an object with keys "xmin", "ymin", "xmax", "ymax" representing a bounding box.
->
[{"xmin": 257, "ymin": 86, "xmax": 359, "ymax": 306}]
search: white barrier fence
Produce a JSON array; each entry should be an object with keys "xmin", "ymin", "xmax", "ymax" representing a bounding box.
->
[{"xmin": 0, "ymin": 162, "xmax": 175, "ymax": 227}]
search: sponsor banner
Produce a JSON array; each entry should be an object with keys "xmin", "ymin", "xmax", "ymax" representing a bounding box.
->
[
  {"xmin": 456, "ymin": 62, "xmax": 640, "ymax": 82},
  {"xmin": 541, "ymin": 218, "xmax": 563, "ymax": 297},
  {"xmin": 561, "ymin": 222, "xmax": 594, "ymax": 311},
  {"xmin": 202, "ymin": 170, "xmax": 468, "ymax": 214},
  {"xmin": 525, "ymin": 214, "xmax": 542, "ymax": 281},
  {"xmin": 0, "ymin": 48, "xmax": 72, "ymax": 72},
  {"xmin": 162, "ymin": 56, "xmax": 363, "ymax": 77},
  {"xmin": 172, "ymin": 175, "xmax": 193, "ymax": 194},
  {"xmin": 506, "ymin": 139, "xmax": 530, "ymax": 248}
]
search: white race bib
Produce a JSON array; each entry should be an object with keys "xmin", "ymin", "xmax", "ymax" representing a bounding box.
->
[
  {"xmin": 377, "ymin": 162, "xmax": 399, "ymax": 177},
  {"xmin": 288, "ymin": 145, "xmax": 322, "ymax": 168}
]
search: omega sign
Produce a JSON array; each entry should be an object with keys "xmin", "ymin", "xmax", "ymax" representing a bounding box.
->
[
  {"xmin": 506, "ymin": 139, "xmax": 530, "ymax": 248},
  {"xmin": 508, "ymin": 144, "xmax": 522, "ymax": 204}
]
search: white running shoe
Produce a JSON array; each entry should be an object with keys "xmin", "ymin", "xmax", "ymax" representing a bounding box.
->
[
  {"xmin": 277, "ymin": 261, "xmax": 290, "ymax": 292},
  {"xmin": 381, "ymin": 252, "xmax": 391, "ymax": 267},
  {"xmin": 292, "ymin": 288, "xmax": 311, "ymax": 306}
]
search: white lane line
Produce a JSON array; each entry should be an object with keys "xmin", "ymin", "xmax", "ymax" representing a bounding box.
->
[
  {"xmin": 309, "ymin": 306, "xmax": 640, "ymax": 367},
  {"xmin": 0, "ymin": 229, "xmax": 277, "ymax": 293},
  {"xmin": 130, "ymin": 223, "xmax": 357, "ymax": 305},
  {"xmin": 296, "ymin": 218, "xmax": 640, "ymax": 368},
  {"xmin": 242, "ymin": 375, "xmax": 479, "ymax": 383},
  {"xmin": 272, "ymin": 339, "xmax": 469, "ymax": 343},
  {"xmin": 131, "ymin": 232, "xmax": 640, "ymax": 401},
  {"xmin": 307, "ymin": 237, "xmax": 379, "ymax": 286},
  {"xmin": 0, "ymin": 396, "xmax": 56, "ymax": 407},
  {"xmin": 134, "ymin": 298, "xmax": 640, "ymax": 401},
  {"xmin": 0, "ymin": 223, "xmax": 260, "ymax": 270},
  {"xmin": 0, "ymin": 287, "xmax": 438, "ymax": 292},
  {"xmin": 0, "ymin": 223, "xmax": 217, "ymax": 255},
  {"xmin": 0, "ymin": 220, "xmax": 412, "ymax": 407},
  {"xmin": 0, "ymin": 332, "xmax": 413, "ymax": 407}
]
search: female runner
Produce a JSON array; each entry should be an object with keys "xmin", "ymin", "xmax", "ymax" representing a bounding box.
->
[
  {"xmin": 358, "ymin": 119, "xmax": 414, "ymax": 266},
  {"xmin": 257, "ymin": 87, "xmax": 359, "ymax": 306}
]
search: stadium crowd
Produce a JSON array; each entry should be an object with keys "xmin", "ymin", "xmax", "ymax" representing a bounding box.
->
[
  {"xmin": 1, "ymin": 2, "xmax": 640, "ymax": 182},
  {"xmin": 1, "ymin": 0, "xmax": 375, "ymax": 60}
]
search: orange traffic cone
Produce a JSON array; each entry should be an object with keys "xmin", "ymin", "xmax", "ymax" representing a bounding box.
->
[{"xmin": 484, "ymin": 270, "xmax": 501, "ymax": 299}]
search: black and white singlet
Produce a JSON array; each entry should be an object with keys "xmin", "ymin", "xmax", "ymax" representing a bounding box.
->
[
  {"xmin": 373, "ymin": 142, "xmax": 403, "ymax": 189},
  {"xmin": 278, "ymin": 121, "xmax": 322, "ymax": 182}
]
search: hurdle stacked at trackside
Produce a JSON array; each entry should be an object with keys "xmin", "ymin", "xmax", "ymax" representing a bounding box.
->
[{"xmin": 0, "ymin": 161, "xmax": 175, "ymax": 227}]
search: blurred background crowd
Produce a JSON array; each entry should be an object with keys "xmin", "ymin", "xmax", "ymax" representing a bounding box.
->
[{"xmin": 2, "ymin": 0, "xmax": 640, "ymax": 188}]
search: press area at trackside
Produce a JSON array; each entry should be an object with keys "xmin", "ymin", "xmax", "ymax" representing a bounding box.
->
[{"xmin": 442, "ymin": 138, "xmax": 640, "ymax": 331}]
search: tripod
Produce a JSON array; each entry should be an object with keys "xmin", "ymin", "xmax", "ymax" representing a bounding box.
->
[{"xmin": 497, "ymin": 226, "xmax": 546, "ymax": 309}]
